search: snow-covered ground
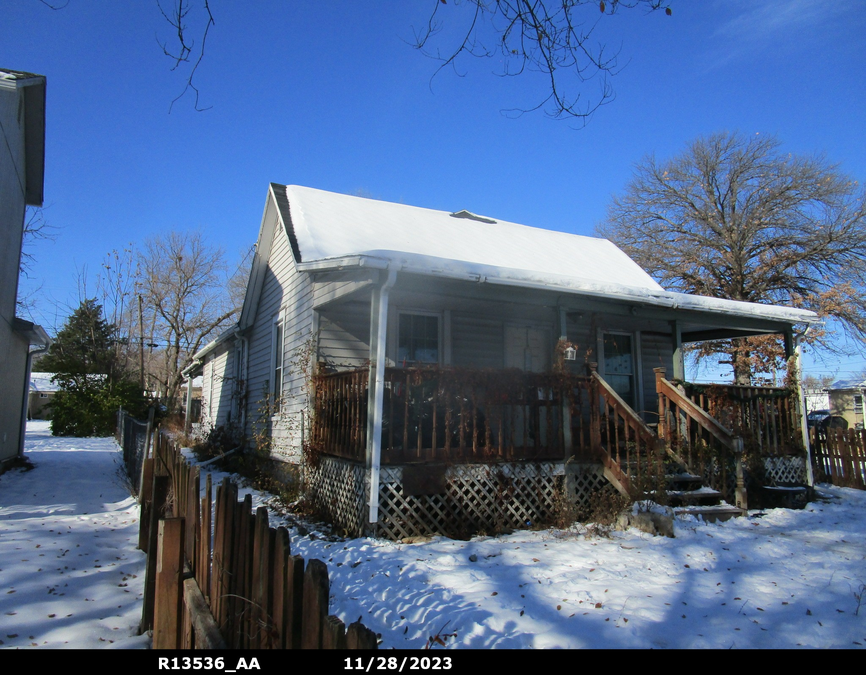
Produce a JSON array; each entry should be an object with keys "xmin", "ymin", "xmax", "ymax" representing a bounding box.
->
[
  {"xmin": 0, "ymin": 421, "xmax": 148, "ymax": 649},
  {"xmin": 2, "ymin": 421, "xmax": 864, "ymax": 649}
]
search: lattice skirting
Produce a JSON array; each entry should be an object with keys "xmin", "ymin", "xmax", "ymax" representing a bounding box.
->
[
  {"xmin": 307, "ymin": 458, "xmax": 615, "ymax": 540},
  {"xmin": 306, "ymin": 456, "xmax": 368, "ymax": 537},
  {"xmin": 694, "ymin": 455, "xmax": 807, "ymax": 506},
  {"xmin": 762, "ymin": 455, "xmax": 807, "ymax": 485}
]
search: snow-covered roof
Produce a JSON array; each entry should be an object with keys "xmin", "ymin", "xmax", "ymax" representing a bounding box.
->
[
  {"xmin": 282, "ymin": 185, "xmax": 663, "ymax": 291},
  {"xmin": 29, "ymin": 372, "xmax": 60, "ymax": 393},
  {"xmin": 272, "ymin": 185, "xmax": 818, "ymax": 326},
  {"xmin": 0, "ymin": 68, "xmax": 42, "ymax": 82},
  {"xmin": 829, "ymin": 378, "xmax": 866, "ymax": 391}
]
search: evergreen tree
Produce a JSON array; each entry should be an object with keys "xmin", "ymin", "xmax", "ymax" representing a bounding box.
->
[{"xmin": 40, "ymin": 299, "xmax": 147, "ymax": 436}]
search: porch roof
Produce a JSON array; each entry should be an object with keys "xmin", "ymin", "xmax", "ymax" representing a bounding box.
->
[{"xmin": 271, "ymin": 185, "xmax": 817, "ymax": 329}]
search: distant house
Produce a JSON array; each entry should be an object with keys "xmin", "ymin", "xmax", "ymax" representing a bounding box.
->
[
  {"xmin": 0, "ymin": 68, "xmax": 50, "ymax": 468},
  {"xmin": 28, "ymin": 372, "xmax": 59, "ymax": 420},
  {"xmin": 827, "ymin": 377, "xmax": 866, "ymax": 429},
  {"xmin": 188, "ymin": 184, "xmax": 819, "ymax": 537},
  {"xmin": 802, "ymin": 386, "xmax": 830, "ymax": 415}
]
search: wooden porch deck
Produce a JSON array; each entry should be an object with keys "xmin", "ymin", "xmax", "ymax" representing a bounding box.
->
[{"xmin": 310, "ymin": 366, "xmax": 806, "ymax": 501}]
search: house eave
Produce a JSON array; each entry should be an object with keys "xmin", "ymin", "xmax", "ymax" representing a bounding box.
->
[
  {"xmin": 186, "ymin": 325, "xmax": 239, "ymax": 374},
  {"xmin": 1, "ymin": 69, "xmax": 46, "ymax": 206},
  {"xmin": 298, "ymin": 254, "xmax": 819, "ymax": 329}
]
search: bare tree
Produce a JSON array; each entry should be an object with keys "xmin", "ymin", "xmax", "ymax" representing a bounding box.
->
[
  {"xmin": 19, "ymin": 207, "xmax": 58, "ymax": 276},
  {"xmin": 17, "ymin": 207, "xmax": 60, "ymax": 317},
  {"xmin": 413, "ymin": 0, "xmax": 672, "ymax": 121},
  {"xmin": 136, "ymin": 230, "xmax": 241, "ymax": 407},
  {"xmin": 597, "ymin": 131, "xmax": 866, "ymax": 384},
  {"xmin": 156, "ymin": 0, "xmax": 215, "ymax": 111},
  {"xmin": 149, "ymin": 1, "xmax": 670, "ymax": 118}
]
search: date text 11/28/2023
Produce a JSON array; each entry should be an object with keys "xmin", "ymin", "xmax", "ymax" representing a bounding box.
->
[
  {"xmin": 157, "ymin": 657, "xmax": 455, "ymax": 672},
  {"xmin": 344, "ymin": 657, "xmax": 453, "ymax": 671}
]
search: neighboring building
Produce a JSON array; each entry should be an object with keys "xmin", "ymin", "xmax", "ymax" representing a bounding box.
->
[
  {"xmin": 827, "ymin": 377, "xmax": 866, "ymax": 429},
  {"xmin": 28, "ymin": 371, "xmax": 59, "ymax": 420},
  {"xmin": 179, "ymin": 375, "xmax": 203, "ymax": 423},
  {"xmin": 0, "ymin": 68, "xmax": 50, "ymax": 467},
  {"xmin": 803, "ymin": 387, "xmax": 830, "ymax": 414},
  {"xmin": 188, "ymin": 184, "xmax": 819, "ymax": 536}
]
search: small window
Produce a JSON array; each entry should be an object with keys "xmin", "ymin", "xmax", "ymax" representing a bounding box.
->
[
  {"xmin": 272, "ymin": 319, "xmax": 284, "ymax": 411},
  {"xmin": 398, "ymin": 314, "xmax": 439, "ymax": 365},
  {"xmin": 855, "ymin": 395, "xmax": 863, "ymax": 409}
]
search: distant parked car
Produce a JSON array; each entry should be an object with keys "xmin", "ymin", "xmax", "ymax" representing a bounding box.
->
[
  {"xmin": 820, "ymin": 415, "xmax": 849, "ymax": 431},
  {"xmin": 807, "ymin": 410, "xmax": 830, "ymax": 428}
]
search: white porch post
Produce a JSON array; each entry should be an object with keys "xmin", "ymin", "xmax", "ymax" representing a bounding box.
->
[
  {"xmin": 793, "ymin": 333, "xmax": 815, "ymax": 486},
  {"xmin": 366, "ymin": 270, "xmax": 397, "ymax": 524},
  {"xmin": 670, "ymin": 320, "xmax": 685, "ymax": 380},
  {"xmin": 184, "ymin": 373, "xmax": 195, "ymax": 434}
]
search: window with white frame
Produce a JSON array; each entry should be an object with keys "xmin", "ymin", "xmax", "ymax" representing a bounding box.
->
[
  {"xmin": 272, "ymin": 318, "xmax": 284, "ymax": 412},
  {"xmin": 397, "ymin": 313, "xmax": 440, "ymax": 365}
]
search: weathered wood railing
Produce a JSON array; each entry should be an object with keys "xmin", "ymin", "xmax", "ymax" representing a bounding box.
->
[
  {"xmin": 138, "ymin": 431, "xmax": 378, "ymax": 649},
  {"xmin": 682, "ymin": 381, "xmax": 802, "ymax": 456},
  {"xmin": 311, "ymin": 369, "xmax": 368, "ymax": 461},
  {"xmin": 590, "ymin": 367, "xmax": 664, "ymax": 496},
  {"xmin": 312, "ymin": 367, "xmax": 599, "ymax": 464},
  {"xmin": 655, "ymin": 368, "xmax": 746, "ymax": 507},
  {"xmin": 811, "ymin": 426, "xmax": 866, "ymax": 490}
]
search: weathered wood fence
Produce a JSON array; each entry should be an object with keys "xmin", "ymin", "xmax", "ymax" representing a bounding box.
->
[
  {"xmin": 136, "ymin": 430, "xmax": 378, "ymax": 649},
  {"xmin": 811, "ymin": 427, "xmax": 866, "ymax": 490}
]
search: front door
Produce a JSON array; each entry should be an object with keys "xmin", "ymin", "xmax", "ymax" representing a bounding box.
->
[{"xmin": 601, "ymin": 332, "xmax": 637, "ymax": 410}]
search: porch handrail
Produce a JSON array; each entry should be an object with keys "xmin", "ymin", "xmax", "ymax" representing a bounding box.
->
[
  {"xmin": 589, "ymin": 366, "xmax": 662, "ymax": 495},
  {"xmin": 590, "ymin": 370, "xmax": 658, "ymax": 445},
  {"xmin": 655, "ymin": 372, "xmax": 737, "ymax": 450},
  {"xmin": 655, "ymin": 367, "xmax": 747, "ymax": 508}
]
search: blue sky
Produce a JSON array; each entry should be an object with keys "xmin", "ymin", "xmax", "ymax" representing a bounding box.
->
[{"xmin": 4, "ymin": 1, "xmax": 865, "ymax": 381}]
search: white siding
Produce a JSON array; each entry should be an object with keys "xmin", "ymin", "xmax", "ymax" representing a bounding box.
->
[
  {"xmin": 450, "ymin": 314, "xmax": 504, "ymax": 369},
  {"xmin": 317, "ymin": 301, "xmax": 370, "ymax": 371},
  {"xmin": 243, "ymin": 217, "xmax": 314, "ymax": 463},
  {"xmin": 201, "ymin": 346, "xmax": 235, "ymax": 428}
]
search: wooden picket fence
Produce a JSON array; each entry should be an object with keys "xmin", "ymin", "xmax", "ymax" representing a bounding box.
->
[
  {"xmin": 811, "ymin": 427, "xmax": 866, "ymax": 490},
  {"xmin": 137, "ymin": 430, "xmax": 378, "ymax": 649}
]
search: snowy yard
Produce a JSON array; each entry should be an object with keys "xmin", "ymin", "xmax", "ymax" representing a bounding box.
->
[
  {"xmin": 1, "ymin": 421, "xmax": 864, "ymax": 649},
  {"xmin": 0, "ymin": 421, "xmax": 148, "ymax": 649}
]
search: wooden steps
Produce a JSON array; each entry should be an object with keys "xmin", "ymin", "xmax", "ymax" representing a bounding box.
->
[{"xmin": 673, "ymin": 505, "xmax": 745, "ymax": 523}]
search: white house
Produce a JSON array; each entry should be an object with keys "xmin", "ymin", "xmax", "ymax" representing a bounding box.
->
[{"xmin": 187, "ymin": 184, "xmax": 818, "ymax": 537}]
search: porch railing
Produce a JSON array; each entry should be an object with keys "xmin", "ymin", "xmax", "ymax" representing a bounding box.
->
[
  {"xmin": 655, "ymin": 368, "xmax": 746, "ymax": 505},
  {"xmin": 312, "ymin": 365, "xmax": 804, "ymax": 506},
  {"xmin": 680, "ymin": 381, "xmax": 802, "ymax": 456},
  {"xmin": 311, "ymin": 367, "xmax": 601, "ymax": 465},
  {"xmin": 590, "ymin": 368, "xmax": 664, "ymax": 495}
]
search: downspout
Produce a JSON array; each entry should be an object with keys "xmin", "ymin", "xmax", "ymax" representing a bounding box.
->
[
  {"xmin": 19, "ymin": 342, "xmax": 50, "ymax": 459},
  {"xmin": 184, "ymin": 370, "xmax": 195, "ymax": 434},
  {"xmin": 794, "ymin": 329, "xmax": 815, "ymax": 487},
  {"xmin": 237, "ymin": 332, "xmax": 249, "ymax": 433},
  {"xmin": 366, "ymin": 269, "xmax": 397, "ymax": 525}
]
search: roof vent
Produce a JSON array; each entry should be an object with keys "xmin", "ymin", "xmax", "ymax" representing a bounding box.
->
[{"xmin": 449, "ymin": 210, "xmax": 497, "ymax": 224}]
